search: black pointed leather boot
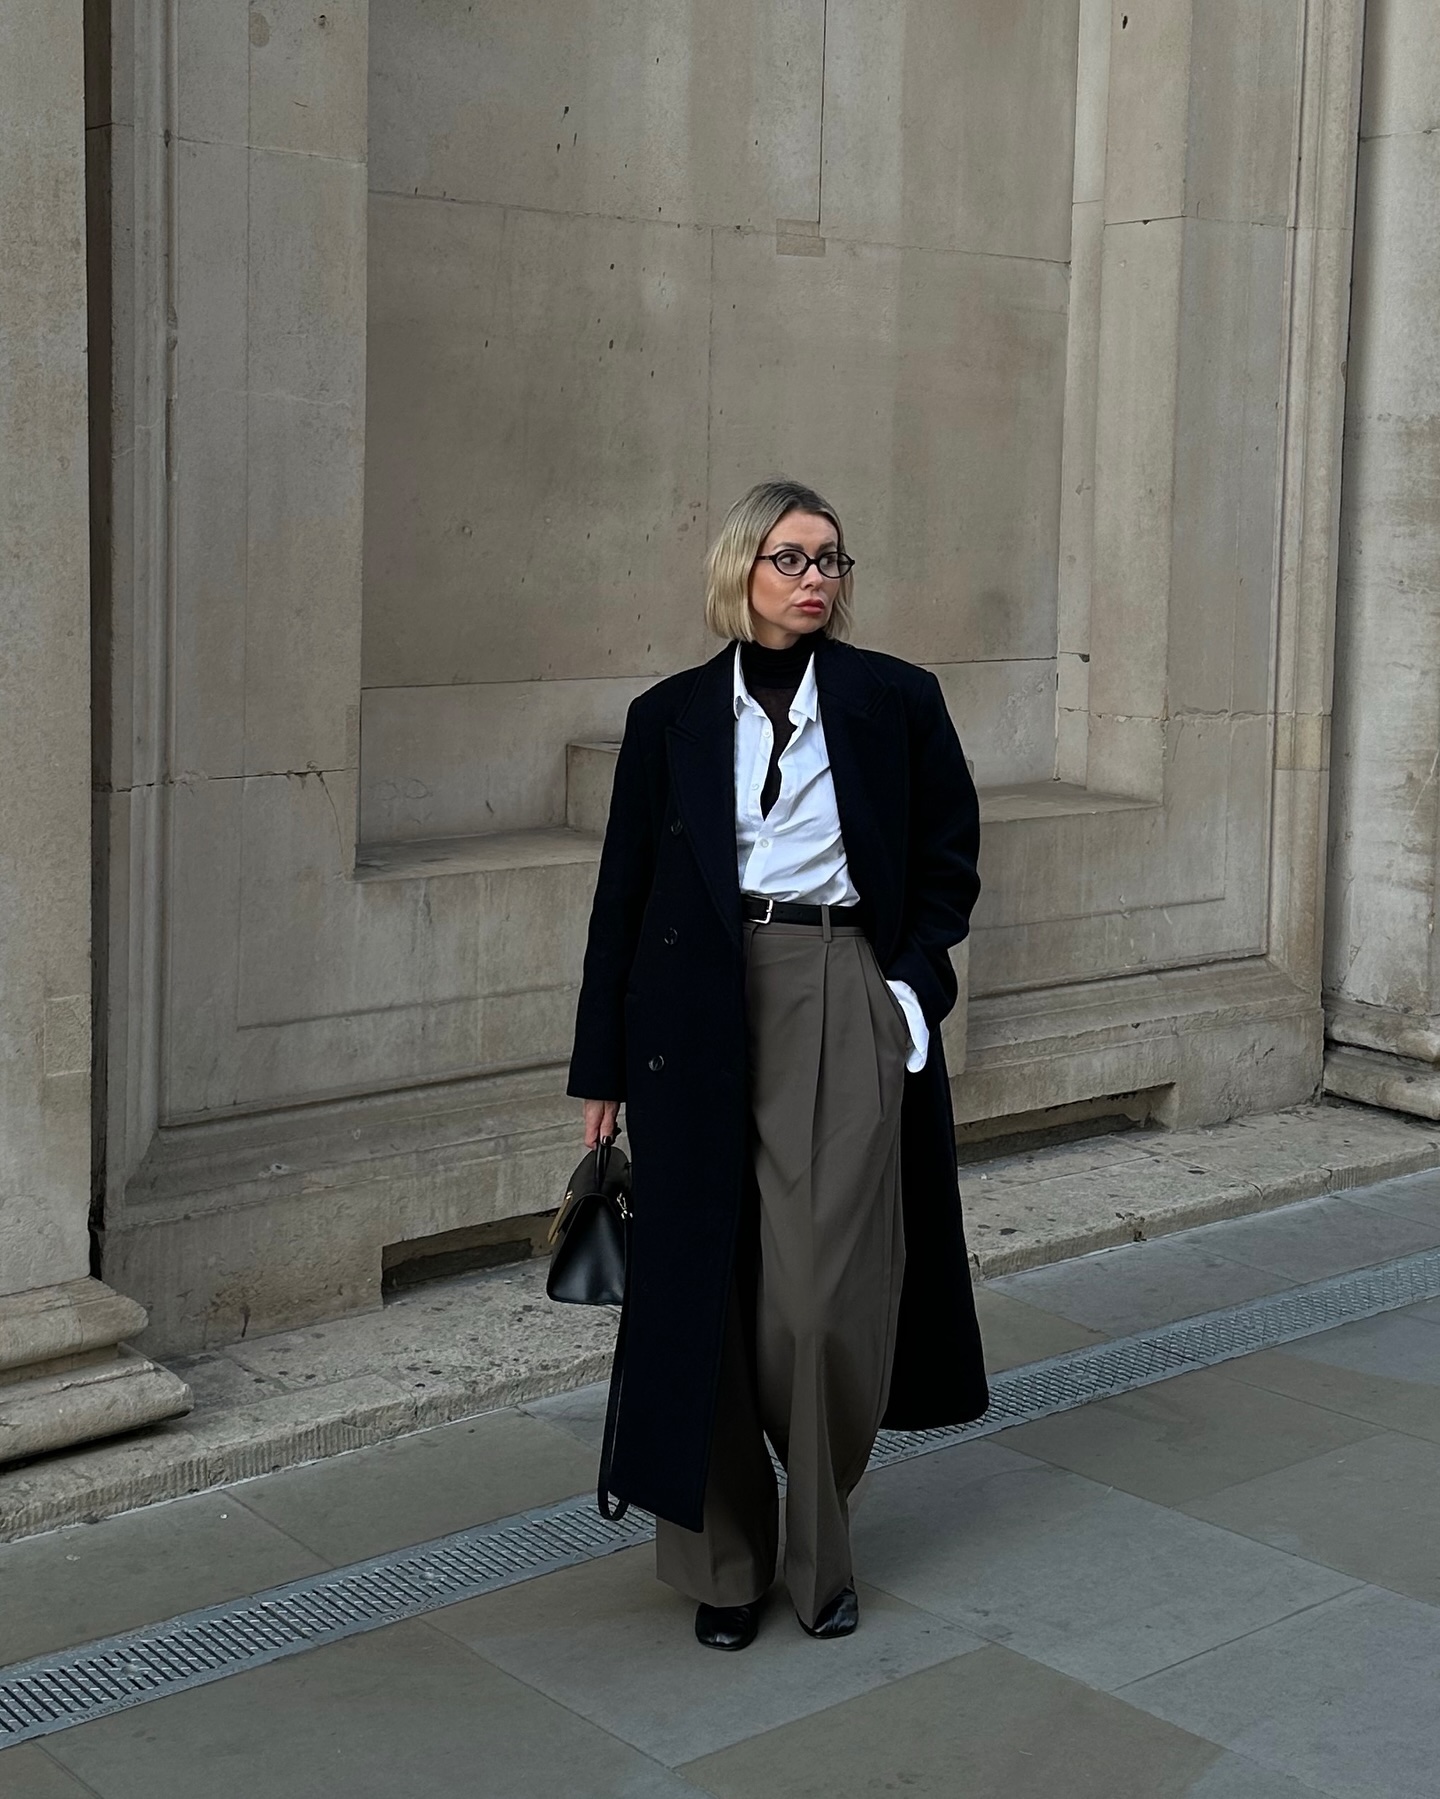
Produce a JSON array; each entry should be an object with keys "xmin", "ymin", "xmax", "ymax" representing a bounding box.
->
[
  {"xmin": 798, "ymin": 1584, "xmax": 859, "ymax": 1639},
  {"xmin": 694, "ymin": 1601, "xmax": 761, "ymax": 1651}
]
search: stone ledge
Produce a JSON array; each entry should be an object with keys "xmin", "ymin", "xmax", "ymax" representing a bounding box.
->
[{"xmin": 2, "ymin": 1098, "xmax": 1435, "ymax": 1543}]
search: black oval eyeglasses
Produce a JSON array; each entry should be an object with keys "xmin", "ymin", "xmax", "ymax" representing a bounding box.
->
[{"xmin": 755, "ymin": 549, "xmax": 856, "ymax": 580}]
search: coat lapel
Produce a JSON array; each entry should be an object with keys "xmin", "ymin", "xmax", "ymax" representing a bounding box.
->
[
  {"xmin": 813, "ymin": 633, "xmax": 909, "ymax": 961},
  {"xmin": 666, "ymin": 644, "xmax": 743, "ymax": 946}
]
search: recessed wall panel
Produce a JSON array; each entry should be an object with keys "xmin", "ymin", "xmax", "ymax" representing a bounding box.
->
[
  {"xmin": 369, "ymin": 0, "xmax": 824, "ymax": 229},
  {"xmin": 362, "ymin": 194, "xmax": 713, "ymax": 690},
  {"xmin": 708, "ymin": 232, "xmax": 1067, "ymax": 667}
]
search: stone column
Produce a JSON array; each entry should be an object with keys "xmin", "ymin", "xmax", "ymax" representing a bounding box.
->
[
  {"xmin": 0, "ymin": 0, "xmax": 188, "ymax": 1464},
  {"xmin": 1324, "ymin": 0, "xmax": 1440, "ymax": 1117}
]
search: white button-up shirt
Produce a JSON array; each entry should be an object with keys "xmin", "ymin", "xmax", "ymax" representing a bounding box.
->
[{"xmin": 733, "ymin": 643, "xmax": 929, "ymax": 1073}]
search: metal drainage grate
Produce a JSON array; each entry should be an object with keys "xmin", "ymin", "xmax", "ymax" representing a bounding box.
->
[{"xmin": 4, "ymin": 1243, "xmax": 1440, "ymax": 1747}]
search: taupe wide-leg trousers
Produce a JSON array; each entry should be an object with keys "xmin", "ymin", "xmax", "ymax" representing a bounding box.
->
[{"xmin": 655, "ymin": 910, "xmax": 910, "ymax": 1627}]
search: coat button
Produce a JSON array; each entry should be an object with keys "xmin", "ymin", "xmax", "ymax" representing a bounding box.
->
[
  {"xmin": 648, "ymin": 1054, "xmax": 665, "ymax": 1072},
  {"xmin": 663, "ymin": 926, "xmax": 678, "ymax": 945},
  {"xmin": 669, "ymin": 818, "xmax": 683, "ymax": 835}
]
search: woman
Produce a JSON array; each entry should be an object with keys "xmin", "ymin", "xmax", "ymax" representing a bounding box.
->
[{"xmin": 566, "ymin": 478, "xmax": 987, "ymax": 1650}]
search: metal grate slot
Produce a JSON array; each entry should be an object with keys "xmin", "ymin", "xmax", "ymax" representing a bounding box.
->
[{"xmin": 4, "ymin": 1242, "xmax": 1440, "ymax": 1748}]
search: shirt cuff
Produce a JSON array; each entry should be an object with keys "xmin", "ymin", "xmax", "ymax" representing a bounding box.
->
[{"xmin": 885, "ymin": 978, "xmax": 930, "ymax": 1073}]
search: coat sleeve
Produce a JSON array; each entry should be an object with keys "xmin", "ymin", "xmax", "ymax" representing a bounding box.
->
[
  {"xmin": 882, "ymin": 671, "xmax": 981, "ymax": 1029},
  {"xmin": 565, "ymin": 696, "xmax": 661, "ymax": 1102}
]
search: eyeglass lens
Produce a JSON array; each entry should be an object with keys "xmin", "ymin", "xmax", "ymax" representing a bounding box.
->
[{"xmin": 770, "ymin": 550, "xmax": 851, "ymax": 577}]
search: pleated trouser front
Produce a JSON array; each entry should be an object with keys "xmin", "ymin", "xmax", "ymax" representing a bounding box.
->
[{"xmin": 655, "ymin": 912, "xmax": 910, "ymax": 1627}]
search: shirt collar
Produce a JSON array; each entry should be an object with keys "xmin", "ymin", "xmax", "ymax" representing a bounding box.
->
[{"xmin": 731, "ymin": 640, "xmax": 821, "ymax": 724}]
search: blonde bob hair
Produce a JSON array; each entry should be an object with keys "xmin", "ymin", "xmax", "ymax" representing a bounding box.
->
[{"xmin": 704, "ymin": 478, "xmax": 854, "ymax": 643}]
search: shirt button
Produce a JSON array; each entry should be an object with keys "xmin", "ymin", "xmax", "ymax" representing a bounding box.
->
[
  {"xmin": 759, "ymin": 837, "xmax": 770, "ymax": 848},
  {"xmin": 648, "ymin": 1054, "xmax": 665, "ymax": 1072}
]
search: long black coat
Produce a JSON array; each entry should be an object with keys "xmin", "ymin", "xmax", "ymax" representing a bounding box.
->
[{"xmin": 566, "ymin": 630, "xmax": 988, "ymax": 1530}]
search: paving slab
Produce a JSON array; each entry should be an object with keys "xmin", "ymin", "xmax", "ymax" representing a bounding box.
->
[
  {"xmin": 42, "ymin": 1619, "xmax": 698, "ymax": 1799},
  {"xmin": 232, "ymin": 1406, "xmax": 597, "ymax": 1564},
  {"xmin": 1181, "ymin": 1431, "xmax": 1440, "ymax": 1605},
  {"xmin": 519, "ymin": 1378, "xmax": 610, "ymax": 1451},
  {"xmin": 1181, "ymin": 1758, "xmax": 1331, "ymax": 1798},
  {"xmin": 0, "ymin": 1488, "xmax": 327, "ymax": 1667},
  {"xmin": 434, "ymin": 1544, "xmax": 984, "ymax": 1767},
  {"xmin": 1166, "ymin": 1192, "xmax": 1440, "ymax": 1284},
  {"xmin": 0, "ymin": 1746, "xmax": 99, "ymax": 1797},
  {"xmin": 850, "ymin": 1439, "xmax": 1358, "ymax": 1690},
  {"xmin": 987, "ymin": 1236, "xmax": 1299, "ymax": 1335},
  {"xmin": 989, "ymin": 1366, "xmax": 1379, "ymax": 1507},
  {"xmin": 677, "ymin": 1644, "xmax": 1228, "ymax": 1799},
  {"xmin": 971, "ymin": 1285, "xmax": 1110, "ymax": 1371},
  {"xmin": 1222, "ymin": 1311, "xmax": 1440, "ymax": 1444},
  {"xmin": 1123, "ymin": 1584, "xmax": 1440, "ymax": 1799},
  {"xmin": 1341, "ymin": 1166, "xmax": 1440, "ymax": 1226}
]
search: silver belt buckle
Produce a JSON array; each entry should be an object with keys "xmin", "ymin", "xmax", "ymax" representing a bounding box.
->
[{"xmin": 760, "ymin": 894, "xmax": 775, "ymax": 925}]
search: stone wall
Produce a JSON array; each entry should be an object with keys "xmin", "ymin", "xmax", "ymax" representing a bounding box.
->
[
  {"xmin": 359, "ymin": 0, "xmax": 1077, "ymax": 841},
  {"xmin": 82, "ymin": 0, "xmax": 1367, "ymax": 1355}
]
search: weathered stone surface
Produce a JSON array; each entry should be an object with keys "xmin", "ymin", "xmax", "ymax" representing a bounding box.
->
[
  {"xmin": 0, "ymin": 1281, "xmax": 146, "ymax": 1374},
  {"xmin": 0, "ymin": 1349, "xmax": 191, "ymax": 1466}
]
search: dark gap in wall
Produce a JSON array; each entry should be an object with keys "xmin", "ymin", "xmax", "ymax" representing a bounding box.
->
[
  {"xmin": 381, "ymin": 1211, "xmax": 558, "ymax": 1297},
  {"xmin": 954, "ymin": 1089, "xmax": 1166, "ymax": 1168}
]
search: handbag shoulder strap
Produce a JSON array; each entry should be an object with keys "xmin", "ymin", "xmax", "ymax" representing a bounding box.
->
[{"xmin": 597, "ymin": 1284, "xmax": 630, "ymax": 1522}]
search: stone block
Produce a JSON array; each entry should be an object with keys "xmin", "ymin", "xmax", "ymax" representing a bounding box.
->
[
  {"xmin": 244, "ymin": 389, "xmax": 363, "ymax": 775},
  {"xmin": 175, "ymin": 139, "xmax": 248, "ymax": 399},
  {"xmin": 1325, "ymin": 1045, "xmax": 1440, "ymax": 1122},
  {"xmin": 1170, "ymin": 218, "xmax": 1287, "ymax": 718},
  {"xmin": 819, "ymin": 0, "xmax": 1079, "ymax": 260},
  {"xmin": 566, "ymin": 742, "xmax": 621, "ymax": 836},
  {"xmin": 248, "ymin": 0, "xmax": 367, "ymax": 161},
  {"xmin": 1103, "ymin": 0, "xmax": 1193, "ymax": 224},
  {"xmin": 1088, "ymin": 216, "xmax": 1183, "ymax": 731},
  {"xmin": 176, "ymin": 0, "xmax": 249, "ymax": 145},
  {"xmin": 106, "ymin": 1074, "xmax": 586, "ymax": 1353},
  {"xmin": 173, "ymin": 382, "xmax": 248, "ymax": 777},
  {"xmin": 1154, "ymin": 1006, "xmax": 1321, "ymax": 1130},
  {"xmin": 359, "ymin": 675, "xmax": 657, "ymax": 841},
  {"xmin": 362, "ymin": 193, "xmax": 712, "ymax": 689},
  {"xmin": 708, "ymin": 230, "xmax": 1068, "ymax": 667},
  {"xmin": 235, "ymin": 770, "xmax": 476, "ymax": 1025},
  {"xmin": 1072, "ymin": 0, "xmax": 1112, "ymax": 208},
  {"xmin": 1186, "ymin": 0, "xmax": 1302, "ymax": 226},
  {"xmin": 163, "ymin": 775, "xmax": 244, "ymax": 1119},
  {"xmin": 247, "ymin": 145, "xmax": 366, "ymax": 412},
  {"xmin": 1057, "ymin": 196, "xmax": 1104, "ymax": 663},
  {"xmin": 0, "ymin": 1278, "xmax": 145, "ymax": 1374},
  {"xmin": 368, "ymin": 0, "xmax": 823, "ymax": 230},
  {"xmin": 931, "ymin": 662, "xmax": 1057, "ymax": 789},
  {"xmin": 0, "ymin": 1348, "xmax": 191, "ymax": 1468},
  {"xmin": 1358, "ymin": 0, "xmax": 1440, "ymax": 141}
]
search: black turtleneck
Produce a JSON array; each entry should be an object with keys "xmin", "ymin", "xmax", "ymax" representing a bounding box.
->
[{"xmin": 739, "ymin": 632, "xmax": 819, "ymax": 817}]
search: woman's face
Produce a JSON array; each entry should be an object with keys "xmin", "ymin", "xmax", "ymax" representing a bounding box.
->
[{"xmin": 747, "ymin": 510, "xmax": 842, "ymax": 648}]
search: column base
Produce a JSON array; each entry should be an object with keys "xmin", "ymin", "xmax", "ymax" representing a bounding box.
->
[
  {"xmin": 1324, "ymin": 1043, "xmax": 1440, "ymax": 1122},
  {"xmin": 0, "ymin": 1279, "xmax": 191, "ymax": 1468}
]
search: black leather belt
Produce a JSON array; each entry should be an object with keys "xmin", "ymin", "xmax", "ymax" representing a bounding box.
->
[{"xmin": 741, "ymin": 893, "xmax": 868, "ymax": 927}]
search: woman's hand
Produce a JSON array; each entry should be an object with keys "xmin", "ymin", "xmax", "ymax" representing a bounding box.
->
[{"xmin": 582, "ymin": 1098, "xmax": 621, "ymax": 1148}]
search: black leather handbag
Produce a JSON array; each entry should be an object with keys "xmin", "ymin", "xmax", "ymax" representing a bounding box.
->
[{"xmin": 546, "ymin": 1132, "xmax": 633, "ymax": 1519}]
